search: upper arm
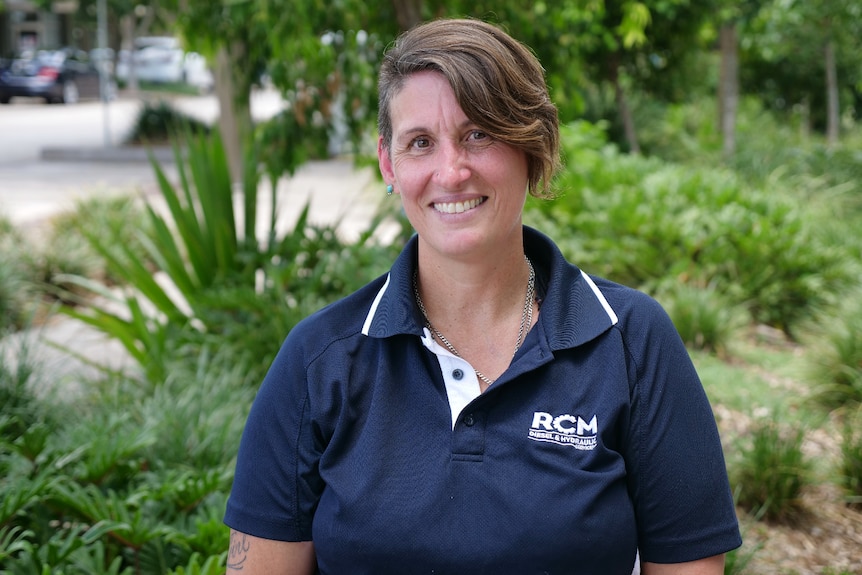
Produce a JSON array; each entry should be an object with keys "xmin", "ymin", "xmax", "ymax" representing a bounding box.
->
[
  {"xmin": 621, "ymin": 294, "xmax": 741, "ymax": 558},
  {"xmin": 641, "ymin": 554, "xmax": 725, "ymax": 575},
  {"xmin": 227, "ymin": 530, "xmax": 316, "ymax": 575}
]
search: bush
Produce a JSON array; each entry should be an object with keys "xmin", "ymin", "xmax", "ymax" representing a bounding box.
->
[
  {"xmin": 806, "ymin": 294, "xmax": 862, "ymax": 410},
  {"xmin": 49, "ymin": 196, "xmax": 155, "ymax": 286},
  {"xmin": 0, "ymin": 257, "xmax": 33, "ymax": 333},
  {"xmin": 0, "ymin": 200, "xmax": 152, "ymax": 332},
  {"xmin": 0, "ymin": 218, "xmax": 36, "ymax": 332},
  {"xmin": 59, "ymin": 129, "xmax": 408, "ymax": 385},
  {"xmin": 0, "ymin": 336, "xmax": 52, "ymax": 444},
  {"xmin": 840, "ymin": 406, "xmax": 862, "ymax": 508},
  {"xmin": 635, "ymin": 96, "xmax": 722, "ymax": 164},
  {"xmin": 730, "ymin": 417, "xmax": 812, "ymax": 522},
  {"xmin": 0, "ymin": 348, "xmax": 250, "ymax": 573},
  {"xmin": 21, "ymin": 232, "xmax": 103, "ymax": 309},
  {"xmin": 124, "ymin": 100, "xmax": 210, "ymax": 146},
  {"xmin": 654, "ymin": 282, "xmax": 745, "ymax": 356},
  {"xmin": 525, "ymin": 121, "xmax": 856, "ymax": 339}
]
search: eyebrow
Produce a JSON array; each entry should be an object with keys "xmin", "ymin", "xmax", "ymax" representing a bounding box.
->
[{"xmin": 395, "ymin": 119, "xmax": 478, "ymax": 141}]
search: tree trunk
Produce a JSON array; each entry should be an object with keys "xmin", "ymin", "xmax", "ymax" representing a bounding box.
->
[
  {"xmin": 392, "ymin": 0, "xmax": 423, "ymax": 31},
  {"xmin": 120, "ymin": 14, "xmax": 138, "ymax": 95},
  {"xmin": 214, "ymin": 43, "xmax": 253, "ymax": 185},
  {"xmin": 609, "ymin": 59, "xmax": 640, "ymax": 155},
  {"xmin": 718, "ymin": 23, "xmax": 739, "ymax": 160},
  {"xmin": 824, "ymin": 39, "xmax": 839, "ymax": 146}
]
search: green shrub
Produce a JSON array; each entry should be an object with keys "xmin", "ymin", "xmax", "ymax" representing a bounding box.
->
[
  {"xmin": 732, "ymin": 118, "xmax": 862, "ymax": 193},
  {"xmin": 635, "ymin": 96, "xmax": 722, "ymax": 164},
  {"xmin": 636, "ymin": 94, "xmax": 862, "ymax": 196},
  {"xmin": 730, "ymin": 417, "xmax": 812, "ymax": 522},
  {"xmin": 0, "ymin": 337, "xmax": 51, "ymax": 443},
  {"xmin": 0, "ymin": 218, "xmax": 36, "ymax": 332},
  {"xmin": 806, "ymin": 295, "xmax": 862, "ymax": 410},
  {"xmin": 2, "ymin": 199, "xmax": 152, "ymax": 330},
  {"xmin": 58, "ymin": 130, "xmax": 272, "ymax": 384},
  {"xmin": 0, "ymin": 348, "xmax": 252, "ymax": 573},
  {"xmin": 839, "ymin": 406, "xmax": 862, "ymax": 508},
  {"xmin": 49, "ymin": 195, "xmax": 155, "ymax": 286},
  {"xmin": 654, "ymin": 282, "xmax": 744, "ymax": 355},
  {"xmin": 60, "ymin": 129, "xmax": 407, "ymax": 386},
  {"xmin": 0, "ymin": 257, "xmax": 32, "ymax": 333},
  {"xmin": 255, "ymin": 108, "xmax": 330, "ymax": 180},
  {"xmin": 21, "ymin": 232, "xmax": 103, "ymax": 310},
  {"xmin": 124, "ymin": 100, "xmax": 210, "ymax": 146},
  {"xmin": 526, "ymin": 121, "xmax": 855, "ymax": 338}
]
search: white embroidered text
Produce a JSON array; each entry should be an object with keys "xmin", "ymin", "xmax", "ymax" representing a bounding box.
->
[{"xmin": 528, "ymin": 412, "xmax": 598, "ymax": 450}]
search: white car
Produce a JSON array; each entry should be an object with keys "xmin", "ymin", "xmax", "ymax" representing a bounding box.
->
[{"xmin": 116, "ymin": 37, "xmax": 213, "ymax": 92}]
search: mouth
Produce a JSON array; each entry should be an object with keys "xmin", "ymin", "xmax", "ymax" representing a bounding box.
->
[{"xmin": 432, "ymin": 197, "xmax": 486, "ymax": 214}]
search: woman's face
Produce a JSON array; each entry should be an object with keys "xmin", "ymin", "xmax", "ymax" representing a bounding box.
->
[{"xmin": 378, "ymin": 70, "xmax": 529, "ymax": 263}]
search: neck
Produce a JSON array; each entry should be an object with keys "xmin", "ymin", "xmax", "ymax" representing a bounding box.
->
[
  {"xmin": 413, "ymin": 248, "xmax": 536, "ymax": 389},
  {"xmin": 415, "ymin": 245, "xmax": 532, "ymax": 324}
]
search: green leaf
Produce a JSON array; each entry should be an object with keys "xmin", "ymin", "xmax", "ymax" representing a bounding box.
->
[{"xmin": 0, "ymin": 525, "xmax": 34, "ymax": 562}]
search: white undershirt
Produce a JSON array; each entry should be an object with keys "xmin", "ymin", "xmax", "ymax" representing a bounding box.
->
[{"xmin": 419, "ymin": 327, "xmax": 483, "ymax": 429}]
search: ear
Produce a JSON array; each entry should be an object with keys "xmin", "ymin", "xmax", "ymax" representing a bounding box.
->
[{"xmin": 377, "ymin": 136, "xmax": 396, "ymax": 184}]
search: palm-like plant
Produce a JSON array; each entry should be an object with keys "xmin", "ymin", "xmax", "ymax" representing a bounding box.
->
[{"xmin": 57, "ymin": 128, "xmax": 405, "ymax": 386}]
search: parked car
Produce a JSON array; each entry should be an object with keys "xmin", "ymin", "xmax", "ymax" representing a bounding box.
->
[
  {"xmin": 115, "ymin": 37, "xmax": 214, "ymax": 92},
  {"xmin": 89, "ymin": 47, "xmax": 116, "ymax": 77},
  {"xmin": 0, "ymin": 49, "xmax": 103, "ymax": 104}
]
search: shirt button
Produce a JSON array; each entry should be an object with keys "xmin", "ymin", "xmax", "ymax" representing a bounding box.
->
[
  {"xmin": 464, "ymin": 414, "xmax": 475, "ymax": 427},
  {"xmin": 452, "ymin": 369, "xmax": 464, "ymax": 380}
]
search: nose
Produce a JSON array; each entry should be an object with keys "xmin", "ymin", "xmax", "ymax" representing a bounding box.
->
[{"xmin": 434, "ymin": 142, "xmax": 471, "ymax": 189}]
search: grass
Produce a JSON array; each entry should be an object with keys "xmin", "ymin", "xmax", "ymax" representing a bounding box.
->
[
  {"xmin": 731, "ymin": 417, "xmax": 812, "ymax": 522},
  {"xmin": 693, "ymin": 339, "xmax": 811, "ymax": 420},
  {"xmin": 119, "ymin": 81, "xmax": 205, "ymax": 97},
  {"xmin": 840, "ymin": 406, "xmax": 862, "ymax": 507}
]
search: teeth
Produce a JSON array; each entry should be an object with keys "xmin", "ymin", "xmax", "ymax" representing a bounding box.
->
[{"xmin": 433, "ymin": 197, "xmax": 484, "ymax": 214}]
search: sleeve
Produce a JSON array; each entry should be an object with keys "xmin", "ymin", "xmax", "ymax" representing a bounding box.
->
[
  {"xmin": 223, "ymin": 327, "xmax": 323, "ymax": 541},
  {"xmin": 621, "ymin": 292, "xmax": 742, "ymax": 563}
]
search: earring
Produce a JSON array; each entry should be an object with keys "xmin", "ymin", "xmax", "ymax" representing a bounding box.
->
[{"xmin": 386, "ymin": 184, "xmax": 394, "ymax": 195}]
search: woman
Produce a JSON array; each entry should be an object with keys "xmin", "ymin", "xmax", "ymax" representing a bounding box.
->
[{"xmin": 224, "ymin": 18, "xmax": 742, "ymax": 574}]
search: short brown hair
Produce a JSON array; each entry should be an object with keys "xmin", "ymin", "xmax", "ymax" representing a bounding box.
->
[{"xmin": 377, "ymin": 19, "xmax": 560, "ymax": 198}]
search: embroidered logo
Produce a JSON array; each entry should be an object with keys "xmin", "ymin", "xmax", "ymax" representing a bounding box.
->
[{"xmin": 528, "ymin": 411, "xmax": 598, "ymax": 450}]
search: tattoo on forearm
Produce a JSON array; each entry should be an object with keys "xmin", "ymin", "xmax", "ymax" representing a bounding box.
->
[{"xmin": 227, "ymin": 531, "xmax": 251, "ymax": 570}]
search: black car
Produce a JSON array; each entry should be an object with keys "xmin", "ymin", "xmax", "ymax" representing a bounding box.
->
[{"xmin": 0, "ymin": 49, "xmax": 103, "ymax": 104}]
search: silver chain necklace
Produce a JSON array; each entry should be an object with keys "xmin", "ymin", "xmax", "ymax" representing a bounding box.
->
[{"xmin": 413, "ymin": 256, "xmax": 535, "ymax": 387}]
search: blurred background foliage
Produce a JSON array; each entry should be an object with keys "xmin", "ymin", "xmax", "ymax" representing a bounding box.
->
[
  {"xmin": 2, "ymin": 0, "xmax": 862, "ymax": 572},
  {"xmin": 34, "ymin": 0, "xmax": 862, "ymax": 177}
]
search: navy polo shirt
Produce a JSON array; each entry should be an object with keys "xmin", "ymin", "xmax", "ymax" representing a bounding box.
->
[{"xmin": 224, "ymin": 226, "xmax": 742, "ymax": 574}]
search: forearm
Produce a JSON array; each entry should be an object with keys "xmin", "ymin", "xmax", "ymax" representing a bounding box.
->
[{"xmin": 227, "ymin": 530, "xmax": 316, "ymax": 574}]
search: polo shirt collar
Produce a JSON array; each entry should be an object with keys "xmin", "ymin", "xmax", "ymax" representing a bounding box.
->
[
  {"xmin": 523, "ymin": 226, "xmax": 619, "ymax": 350},
  {"xmin": 361, "ymin": 226, "xmax": 618, "ymax": 350},
  {"xmin": 360, "ymin": 236, "xmax": 424, "ymax": 338}
]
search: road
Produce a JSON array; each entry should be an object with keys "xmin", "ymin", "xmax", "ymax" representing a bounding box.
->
[
  {"xmin": 0, "ymin": 90, "xmax": 299, "ymax": 226},
  {"xmin": 0, "ymin": 89, "xmax": 283, "ymax": 165}
]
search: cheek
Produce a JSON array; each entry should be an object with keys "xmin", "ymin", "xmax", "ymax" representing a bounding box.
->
[{"xmin": 392, "ymin": 158, "xmax": 431, "ymax": 193}]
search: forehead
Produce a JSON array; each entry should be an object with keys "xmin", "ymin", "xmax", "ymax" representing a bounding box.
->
[{"xmin": 389, "ymin": 71, "xmax": 470, "ymax": 132}]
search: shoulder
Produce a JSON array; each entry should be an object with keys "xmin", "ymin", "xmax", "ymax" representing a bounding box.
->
[
  {"xmin": 281, "ymin": 273, "xmax": 390, "ymax": 365},
  {"xmin": 582, "ymin": 274, "xmax": 685, "ymax": 360},
  {"xmin": 590, "ymin": 275, "xmax": 670, "ymax": 327},
  {"xmin": 525, "ymin": 226, "xmax": 678, "ymax": 351}
]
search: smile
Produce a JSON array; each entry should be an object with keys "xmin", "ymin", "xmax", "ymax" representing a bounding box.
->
[{"xmin": 433, "ymin": 197, "xmax": 486, "ymax": 214}]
